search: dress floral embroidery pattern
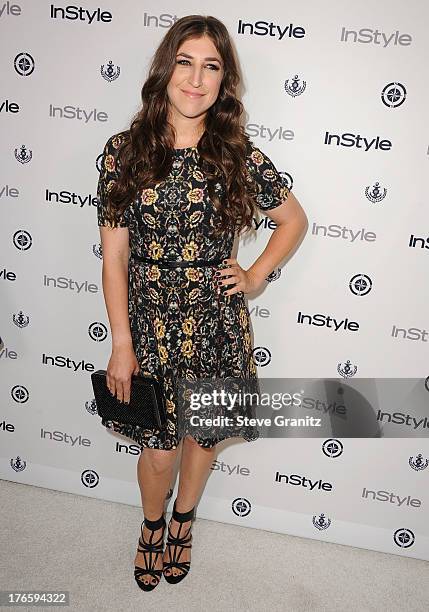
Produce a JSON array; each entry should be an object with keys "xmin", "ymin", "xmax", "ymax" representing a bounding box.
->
[{"xmin": 96, "ymin": 131, "xmax": 289, "ymax": 449}]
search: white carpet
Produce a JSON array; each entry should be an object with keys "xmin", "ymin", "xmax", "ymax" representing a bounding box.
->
[{"xmin": 1, "ymin": 479, "xmax": 428, "ymax": 612}]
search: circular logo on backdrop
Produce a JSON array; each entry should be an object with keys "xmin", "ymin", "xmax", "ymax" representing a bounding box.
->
[
  {"xmin": 393, "ymin": 528, "xmax": 415, "ymax": 548},
  {"xmin": 349, "ymin": 274, "xmax": 372, "ymax": 296},
  {"xmin": 232, "ymin": 497, "xmax": 251, "ymax": 517},
  {"xmin": 381, "ymin": 82, "xmax": 406, "ymax": 108},
  {"xmin": 13, "ymin": 230, "xmax": 32, "ymax": 251},
  {"xmin": 81, "ymin": 470, "xmax": 99, "ymax": 488},
  {"xmin": 14, "ymin": 52, "xmax": 35, "ymax": 76},
  {"xmin": 322, "ymin": 439, "xmax": 344, "ymax": 458},
  {"xmin": 11, "ymin": 385, "xmax": 29, "ymax": 403},
  {"xmin": 96, "ymin": 152, "xmax": 104, "ymax": 173},
  {"xmin": 252, "ymin": 347, "xmax": 271, "ymax": 367},
  {"xmin": 279, "ymin": 171, "xmax": 293, "ymax": 191},
  {"xmin": 88, "ymin": 322, "xmax": 108, "ymax": 342},
  {"xmin": 266, "ymin": 268, "xmax": 281, "ymax": 283}
]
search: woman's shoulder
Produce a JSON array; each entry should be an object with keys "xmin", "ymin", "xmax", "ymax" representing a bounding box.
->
[
  {"xmin": 244, "ymin": 138, "xmax": 274, "ymax": 170},
  {"xmin": 104, "ymin": 130, "xmax": 129, "ymax": 155}
]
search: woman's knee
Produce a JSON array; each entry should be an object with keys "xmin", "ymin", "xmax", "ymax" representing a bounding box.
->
[{"xmin": 141, "ymin": 448, "xmax": 177, "ymax": 476}]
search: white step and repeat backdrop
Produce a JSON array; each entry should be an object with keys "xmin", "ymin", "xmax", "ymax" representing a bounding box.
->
[{"xmin": 1, "ymin": 1, "xmax": 428, "ymax": 561}]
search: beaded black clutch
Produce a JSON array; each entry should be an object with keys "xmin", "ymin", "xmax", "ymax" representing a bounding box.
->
[{"xmin": 91, "ymin": 369, "xmax": 167, "ymax": 429}]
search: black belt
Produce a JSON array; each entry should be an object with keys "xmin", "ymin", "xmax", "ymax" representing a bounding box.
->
[{"xmin": 130, "ymin": 254, "xmax": 225, "ymax": 268}]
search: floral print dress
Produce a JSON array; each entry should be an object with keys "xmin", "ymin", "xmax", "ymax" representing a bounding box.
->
[{"xmin": 96, "ymin": 131, "xmax": 290, "ymax": 450}]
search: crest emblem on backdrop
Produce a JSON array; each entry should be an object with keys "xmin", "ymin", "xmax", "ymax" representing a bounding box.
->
[
  {"xmin": 13, "ymin": 311, "xmax": 30, "ymax": 328},
  {"xmin": 15, "ymin": 145, "xmax": 32, "ymax": 163},
  {"xmin": 101, "ymin": 60, "xmax": 120, "ymax": 82},
  {"xmin": 11, "ymin": 456, "xmax": 27, "ymax": 472},
  {"xmin": 284, "ymin": 74, "xmax": 306, "ymax": 97},
  {"xmin": 337, "ymin": 360, "xmax": 358, "ymax": 378},
  {"xmin": 365, "ymin": 181, "xmax": 387, "ymax": 203},
  {"xmin": 409, "ymin": 453, "xmax": 429, "ymax": 471},
  {"xmin": 313, "ymin": 513, "xmax": 331, "ymax": 530}
]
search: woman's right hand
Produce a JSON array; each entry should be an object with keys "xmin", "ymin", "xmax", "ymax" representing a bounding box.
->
[{"xmin": 106, "ymin": 344, "xmax": 140, "ymax": 404}]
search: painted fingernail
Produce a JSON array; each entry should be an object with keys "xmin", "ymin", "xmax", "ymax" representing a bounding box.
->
[
  {"xmin": 215, "ymin": 271, "xmax": 221, "ymax": 277},
  {"xmin": 223, "ymin": 259, "xmax": 228, "ymax": 264}
]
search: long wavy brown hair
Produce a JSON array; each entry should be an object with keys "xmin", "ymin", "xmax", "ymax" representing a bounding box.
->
[{"xmin": 107, "ymin": 14, "xmax": 258, "ymax": 237}]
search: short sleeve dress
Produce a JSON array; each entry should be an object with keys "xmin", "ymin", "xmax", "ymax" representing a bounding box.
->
[{"xmin": 96, "ymin": 131, "xmax": 290, "ymax": 450}]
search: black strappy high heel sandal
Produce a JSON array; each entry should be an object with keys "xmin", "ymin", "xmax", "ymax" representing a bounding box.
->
[
  {"xmin": 134, "ymin": 515, "xmax": 166, "ymax": 591},
  {"xmin": 163, "ymin": 501, "xmax": 195, "ymax": 584}
]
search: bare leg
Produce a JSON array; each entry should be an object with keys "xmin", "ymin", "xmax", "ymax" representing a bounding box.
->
[
  {"xmin": 134, "ymin": 447, "xmax": 179, "ymax": 587},
  {"xmin": 163, "ymin": 435, "xmax": 216, "ymax": 578}
]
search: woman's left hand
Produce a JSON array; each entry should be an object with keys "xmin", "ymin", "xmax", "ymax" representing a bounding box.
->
[{"xmin": 215, "ymin": 258, "xmax": 263, "ymax": 296}]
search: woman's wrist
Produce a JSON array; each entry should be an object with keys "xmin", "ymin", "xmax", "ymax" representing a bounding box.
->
[{"xmin": 112, "ymin": 336, "xmax": 134, "ymax": 351}]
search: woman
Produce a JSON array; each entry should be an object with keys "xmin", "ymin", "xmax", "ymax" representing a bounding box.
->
[{"xmin": 96, "ymin": 14, "xmax": 307, "ymax": 591}]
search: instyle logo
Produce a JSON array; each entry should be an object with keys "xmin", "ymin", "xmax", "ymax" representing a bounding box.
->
[
  {"xmin": 0, "ymin": 185, "xmax": 19, "ymax": 198},
  {"xmin": 49, "ymin": 104, "xmax": 108, "ymax": 123},
  {"xmin": 237, "ymin": 19, "xmax": 305, "ymax": 41},
  {"xmin": 0, "ymin": 99, "xmax": 19, "ymax": 113},
  {"xmin": 253, "ymin": 216, "xmax": 277, "ymax": 231},
  {"xmin": 115, "ymin": 442, "xmax": 141, "ymax": 455},
  {"xmin": 0, "ymin": 343, "xmax": 18, "ymax": 359},
  {"xmin": 41, "ymin": 428, "xmax": 91, "ymax": 447},
  {"xmin": 301, "ymin": 396, "xmax": 346, "ymax": 415},
  {"xmin": 391, "ymin": 325, "xmax": 428, "ymax": 342},
  {"xmin": 246, "ymin": 122, "xmax": 293, "ymax": 142},
  {"xmin": 297, "ymin": 312, "xmax": 359, "ymax": 332},
  {"xmin": 42, "ymin": 353, "xmax": 95, "ymax": 372},
  {"xmin": 275, "ymin": 471, "xmax": 333, "ymax": 491},
  {"xmin": 312, "ymin": 222, "xmax": 376, "ymax": 242},
  {"xmin": 43, "ymin": 275, "xmax": 98, "ymax": 294},
  {"xmin": 45, "ymin": 189, "xmax": 97, "ymax": 207},
  {"xmin": 211, "ymin": 460, "xmax": 250, "ymax": 476},
  {"xmin": 248, "ymin": 304, "xmax": 270, "ymax": 318},
  {"xmin": 362, "ymin": 487, "xmax": 421, "ymax": 507},
  {"xmin": 377, "ymin": 410, "xmax": 429, "ymax": 430},
  {"xmin": 409, "ymin": 234, "xmax": 429, "ymax": 250},
  {"xmin": 0, "ymin": 420, "xmax": 15, "ymax": 433},
  {"xmin": 324, "ymin": 131, "xmax": 392, "ymax": 151},
  {"xmin": 143, "ymin": 12, "xmax": 178, "ymax": 27},
  {"xmin": 0, "ymin": 268, "xmax": 16, "ymax": 281},
  {"xmin": 340, "ymin": 27, "xmax": 412, "ymax": 47},
  {"xmin": 0, "ymin": 2, "xmax": 22, "ymax": 17},
  {"xmin": 50, "ymin": 4, "xmax": 112, "ymax": 23}
]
